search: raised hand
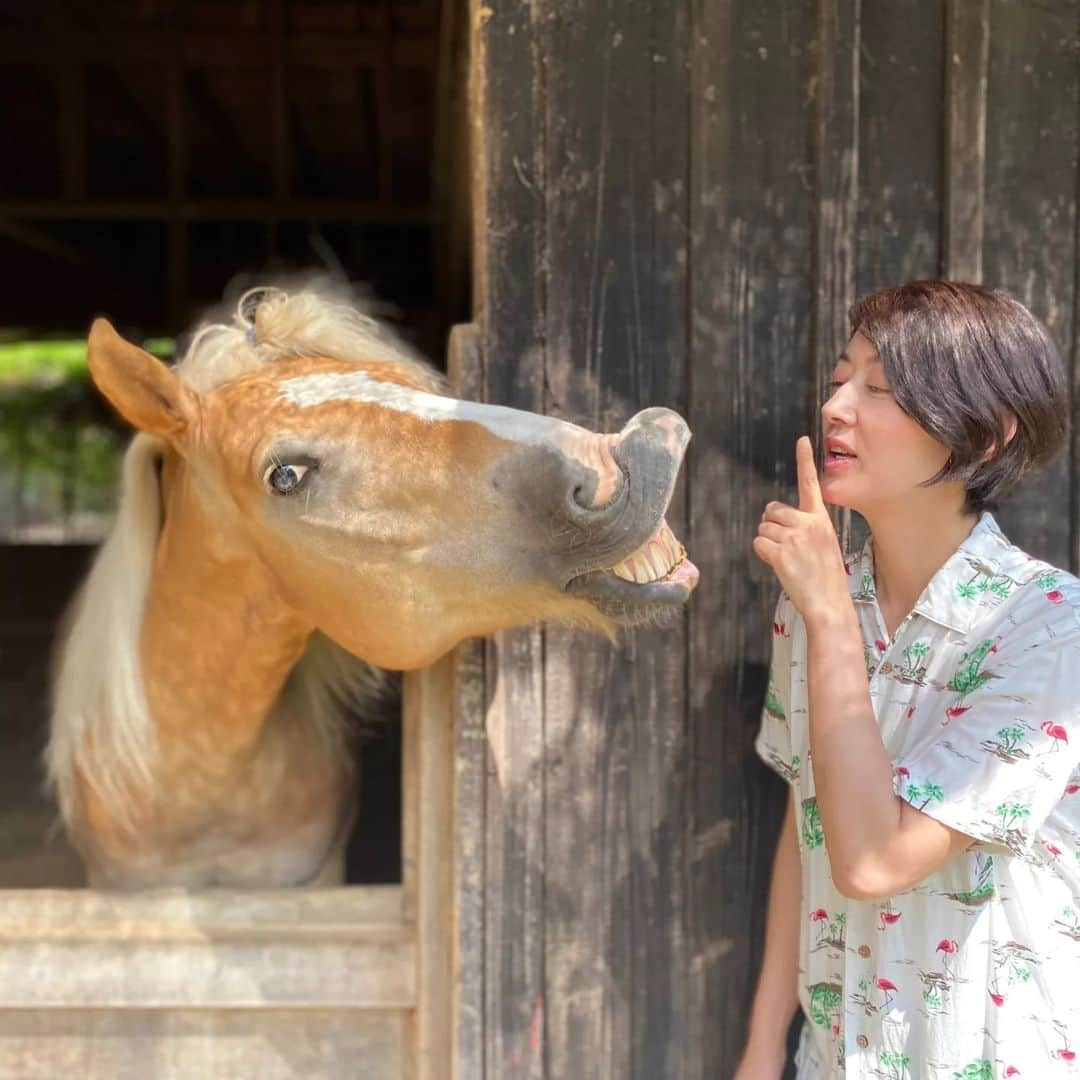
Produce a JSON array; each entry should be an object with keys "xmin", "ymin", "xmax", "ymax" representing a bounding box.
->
[{"xmin": 752, "ymin": 436, "xmax": 851, "ymax": 625}]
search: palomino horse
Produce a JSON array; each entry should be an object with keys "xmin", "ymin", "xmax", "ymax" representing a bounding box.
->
[{"xmin": 48, "ymin": 286, "xmax": 698, "ymax": 888}]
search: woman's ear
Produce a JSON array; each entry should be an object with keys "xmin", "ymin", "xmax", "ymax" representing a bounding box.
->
[
  {"xmin": 87, "ymin": 319, "xmax": 201, "ymax": 447},
  {"xmin": 982, "ymin": 414, "xmax": 1019, "ymax": 463}
]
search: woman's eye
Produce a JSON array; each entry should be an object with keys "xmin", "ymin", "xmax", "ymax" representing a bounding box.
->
[
  {"xmin": 867, "ymin": 385, "xmax": 892, "ymax": 395},
  {"xmin": 827, "ymin": 380, "xmax": 845, "ymax": 391},
  {"xmin": 264, "ymin": 463, "xmax": 311, "ymax": 495}
]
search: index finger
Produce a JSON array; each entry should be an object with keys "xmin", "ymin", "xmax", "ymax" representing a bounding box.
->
[{"xmin": 796, "ymin": 436, "xmax": 825, "ymax": 513}]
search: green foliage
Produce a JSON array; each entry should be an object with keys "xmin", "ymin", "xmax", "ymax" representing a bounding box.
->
[{"xmin": 0, "ymin": 335, "xmax": 174, "ymax": 530}]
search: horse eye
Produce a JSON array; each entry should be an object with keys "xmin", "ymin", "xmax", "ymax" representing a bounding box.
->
[{"xmin": 263, "ymin": 463, "xmax": 310, "ymax": 495}]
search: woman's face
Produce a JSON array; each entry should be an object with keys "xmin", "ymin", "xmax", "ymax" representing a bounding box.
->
[{"xmin": 820, "ymin": 331, "xmax": 954, "ymax": 513}]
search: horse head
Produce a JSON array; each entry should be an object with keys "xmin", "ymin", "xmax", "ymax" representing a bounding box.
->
[{"xmin": 87, "ymin": 288, "xmax": 698, "ymax": 671}]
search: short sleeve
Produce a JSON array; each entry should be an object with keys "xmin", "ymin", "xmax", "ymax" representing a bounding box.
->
[
  {"xmin": 894, "ymin": 603, "xmax": 1080, "ymax": 858},
  {"xmin": 754, "ymin": 593, "xmax": 797, "ymax": 784}
]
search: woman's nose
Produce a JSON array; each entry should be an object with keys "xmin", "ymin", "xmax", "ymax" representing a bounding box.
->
[{"xmin": 821, "ymin": 384, "xmax": 855, "ymax": 426}]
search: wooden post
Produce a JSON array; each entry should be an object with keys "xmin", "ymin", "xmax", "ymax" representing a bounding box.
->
[{"xmin": 943, "ymin": 0, "xmax": 989, "ymax": 283}]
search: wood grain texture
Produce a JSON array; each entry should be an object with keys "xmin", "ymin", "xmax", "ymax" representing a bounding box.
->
[
  {"xmin": 447, "ymin": 322, "xmax": 489, "ymax": 1080},
  {"xmin": 981, "ymin": 0, "xmax": 1078, "ymax": 568},
  {"xmin": 0, "ymin": 1008, "xmax": 407, "ymax": 1080},
  {"xmin": 471, "ymin": 3, "xmax": 549, "ymax": 1076},
  {"xmin": 0, "ymin": 888, "xmax": 413, "ymax": 1010},
  {"xmin": 858, "ymin": 0, "xmax": 945, "ymax": 293},
  {"xmin": 944, "ymin": 0, "xmax": 990, "ymax": 283},
  {"xmin": 539, "ymin": 2, "xmax": 690, "ymax": 1076},
  {"xmin": 688, "ymin": 0, "xmax": 816, "ymax": 1073}
]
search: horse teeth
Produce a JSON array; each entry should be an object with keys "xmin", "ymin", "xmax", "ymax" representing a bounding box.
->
[{"xmin": 610, "ymin": 528, "xmax": 687, "ymax": 584}]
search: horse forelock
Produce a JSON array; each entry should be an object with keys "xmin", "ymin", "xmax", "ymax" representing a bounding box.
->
[
  {"xmin": 48, "ymin": 284, "xmax": 405, "ymax": 841},
  {"xmin": 175, "ymin": 283, "xmax": 446, "ymax": 396}
]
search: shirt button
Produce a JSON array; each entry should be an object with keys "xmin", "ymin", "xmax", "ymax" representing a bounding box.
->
[
  {"xmin": 856, "ymin": 1035, "xmax": 869, "ymax": 1049},
  {"xmin": 857, "ymin": 945, "xmax": 871, "ymax": 958}
]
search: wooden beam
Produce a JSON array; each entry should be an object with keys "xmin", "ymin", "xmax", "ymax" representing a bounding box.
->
[
  {"xmin": 943, "ymin": 0, "xmax": 989, "ymax": 282},
  {"xmin": 0, "ymin": 30, "xmax": 437, "ymax": 70},
  {"xmin": 0, "ymin": 200, "xmax": 433, "ymax": 223}
]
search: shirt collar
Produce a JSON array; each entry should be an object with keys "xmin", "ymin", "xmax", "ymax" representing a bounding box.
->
[{"xmin": 847, "ymin": 512, "xmax": 1011, "ymax": 636}]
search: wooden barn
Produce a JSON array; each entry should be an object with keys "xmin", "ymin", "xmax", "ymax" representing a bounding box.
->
[{"xmin": 0, "ymin": 0, "xmax": 1078, "ymax": 1076}]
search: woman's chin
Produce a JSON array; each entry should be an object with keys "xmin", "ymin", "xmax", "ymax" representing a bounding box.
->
[{"xmin": 820, "ymin": 478, "xmax": 858, "ymax": 510}]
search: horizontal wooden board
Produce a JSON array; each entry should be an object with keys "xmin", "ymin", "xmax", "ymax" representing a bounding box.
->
[
  {"xmin": 0, "ymin": 1008, "xmax": 408, "ymax": 1080},
  {"xmin": 0, "ymin": 886, "xmax": 415, "ymax": 1009}
]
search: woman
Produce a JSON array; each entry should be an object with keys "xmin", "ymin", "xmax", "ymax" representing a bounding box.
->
[{"xmin": 739, "ymin": 281, "xmax": 1080, "ymax": 1078}]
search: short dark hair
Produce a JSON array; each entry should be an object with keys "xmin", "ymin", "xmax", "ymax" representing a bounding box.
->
[{"xmin": 847, "ymin": 280, "xmax": 1068, "ymax": 513}]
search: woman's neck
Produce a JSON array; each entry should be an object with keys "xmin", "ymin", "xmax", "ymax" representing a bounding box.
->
[{"xmin": 862, "ymin": 494, "xmax": 979, "ymax": 638}]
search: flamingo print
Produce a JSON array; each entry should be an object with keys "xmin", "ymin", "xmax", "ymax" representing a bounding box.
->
[
  {"xmin": 1041, "ymin": 720, "xmax": 1068, "ymax": 751},
  {"xmin": 936, "ymin": 938, "xmax": 959, "ymax": 976},
  {"xmin": 1052, "ymin": 1020, "xmax": 1076, "ymax": 1061},
  {"xmin": 874, "ymin": 976, "xmax": 897, "ymax": 1009},
  {"xmin": 878, "ymin": 903, "xmax": 902, "ymax": 932}
]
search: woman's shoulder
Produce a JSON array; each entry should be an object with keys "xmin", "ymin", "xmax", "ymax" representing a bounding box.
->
[{"xmin": 984, "ymin": 539, "xmax": 1080, "ymax": 650}]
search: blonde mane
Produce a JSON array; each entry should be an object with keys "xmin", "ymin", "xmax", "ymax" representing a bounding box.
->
[{"xmin": 48, "ymin": 283, "xmax": 439, "ymax": 837}]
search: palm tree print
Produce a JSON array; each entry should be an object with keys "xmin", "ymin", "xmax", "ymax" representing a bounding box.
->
[
  {"xmin": 952, "ymin": 1062, "xmax": 993, "ymax": 1080},
  {"xmin": 905, "ymin": 780, "xmax": 944, "ymax": 811},
  {"xmin": 878, "ymin": 1050, "xmax": 910, "ymax": 1080},
  {"xmin": 1052, "ymin": 906, "xmax": 1080, "ymax": 942},
  {"xmin": 801, "ymin": 796, "xmax": 825, "ymax": 849},
  {"xmin": 889, "ymin": 640, "xmax": 932, "ymax": 685},
  {"xmin": 954, "ymin": 556, "xmax": 1015, "ymax": 602},
  {"xmin": 992, "ymin": 802, "xmax": 1031, "ymax": 854},
  {"xmin": 991, "ymin": 940, "xmax": 1036, "ymax": 991},
  {"xmin": 810, "ymin": 910, "xmax": 846, "ymax": 952},
  {"xmin": 947, "ymin": 639, "xmax": 997, "ymax": 696},
  {"xmin": 943, "ymin": 638, "xmax": 999, "ymax": 721},
  {"xmin": 807, "ymin": 981, "xmax": 843, "ymax": 1031},
  {"xmin": 763, "ymin": 679, "xmax": 786, "ymax": 721},
  {"xmin": 945, "ymin": 852, "xmax": 995, "ymax": 907},
  {"xmin": 981, "ymin": 724, "xmax": 1031, "ymax": 763}
]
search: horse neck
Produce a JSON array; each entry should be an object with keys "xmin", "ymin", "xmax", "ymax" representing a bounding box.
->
[{"xmin": 140, "ymin": 461, "xmax": 313, "ymax": 761}]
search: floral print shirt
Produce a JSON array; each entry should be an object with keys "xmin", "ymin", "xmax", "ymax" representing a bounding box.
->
[{"xmin": 756, "ymin": 513, "xmax": 1080, "ymax": 1079}]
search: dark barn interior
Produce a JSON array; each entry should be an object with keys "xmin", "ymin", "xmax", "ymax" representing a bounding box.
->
[{"xmin": 0, "ymin": 0, "xmax": 469, "ymax": 886}]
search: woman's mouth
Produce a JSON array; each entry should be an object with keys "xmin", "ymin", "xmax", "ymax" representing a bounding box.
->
[{"xmin": 824, "ymin": 448, "xmax": 857, "ymax": 472}]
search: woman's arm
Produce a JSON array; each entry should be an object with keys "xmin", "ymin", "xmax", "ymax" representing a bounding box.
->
[
  {"xmin": 804, "ymin": 605, "xmax": 971, "ymax": 899},
  {"xmin": 754, "ymin": 439, "xmax": 972, "ymax": 901},
  {"xmin": 734, "ymin": 789, "xmax": 801, "ymax": 1079}
]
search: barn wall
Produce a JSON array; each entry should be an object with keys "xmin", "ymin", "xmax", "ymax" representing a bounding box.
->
[{"xmin": 467, "ymin": 1, "xmax": 1080, "ymax": 1076}]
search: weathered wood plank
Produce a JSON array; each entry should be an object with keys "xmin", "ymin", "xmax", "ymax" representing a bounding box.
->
[
  {"xmin": 944, "ymin": 0, "xmax": 989, "ymax": 283},
  {"xmin": 0, "ymin": 886, "xmax": 406, "ymax": 935},
  {"xmin": 0, "ymin": 886, "xmax": 413, "ymax": 1009},
  {"xmin": 539, "ymin": 1, "xmax": 690, "ymax": 1076},
  {"xmin": 688, "ymin": 0, "xmax": 817, "ymax": 1073},
  {"xmin": 0, "ymin": 1008, "xmax": 407, "ymax": 1080},
  {"xmin": 858, "ymin": 0, "xmax": 945, "ymax": 292},
  {"xmin": 447, "ymin": 323, "xmax": 488, "ymax": 1080},
  {"xmin": 981, "ymin": 0, "xmax": 1078, "ymax": 567},
  {"xmin": 415, "ymin": 655, "xmax": 455, "ymax": 1080},
  {"xmin": 0, "ymin": 937, "xmax": 413, "ymax": 1008},
  {"xmin": 813, "ymin": 0, "xmax": 860, "ymax": 417},
  {"xmin": 471, "ymin": 2, "xmax": 548, "ymax": 1075}
]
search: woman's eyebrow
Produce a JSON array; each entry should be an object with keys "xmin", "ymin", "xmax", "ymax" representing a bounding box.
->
[{"xmin": 836, "ymin": 351, "xmax": 883, "ymax": 366}]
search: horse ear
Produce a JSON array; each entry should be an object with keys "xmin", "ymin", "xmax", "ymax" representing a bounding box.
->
[{"xmin": 87, "ymin": 318, "xmax": 200, "ymax": 444}]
